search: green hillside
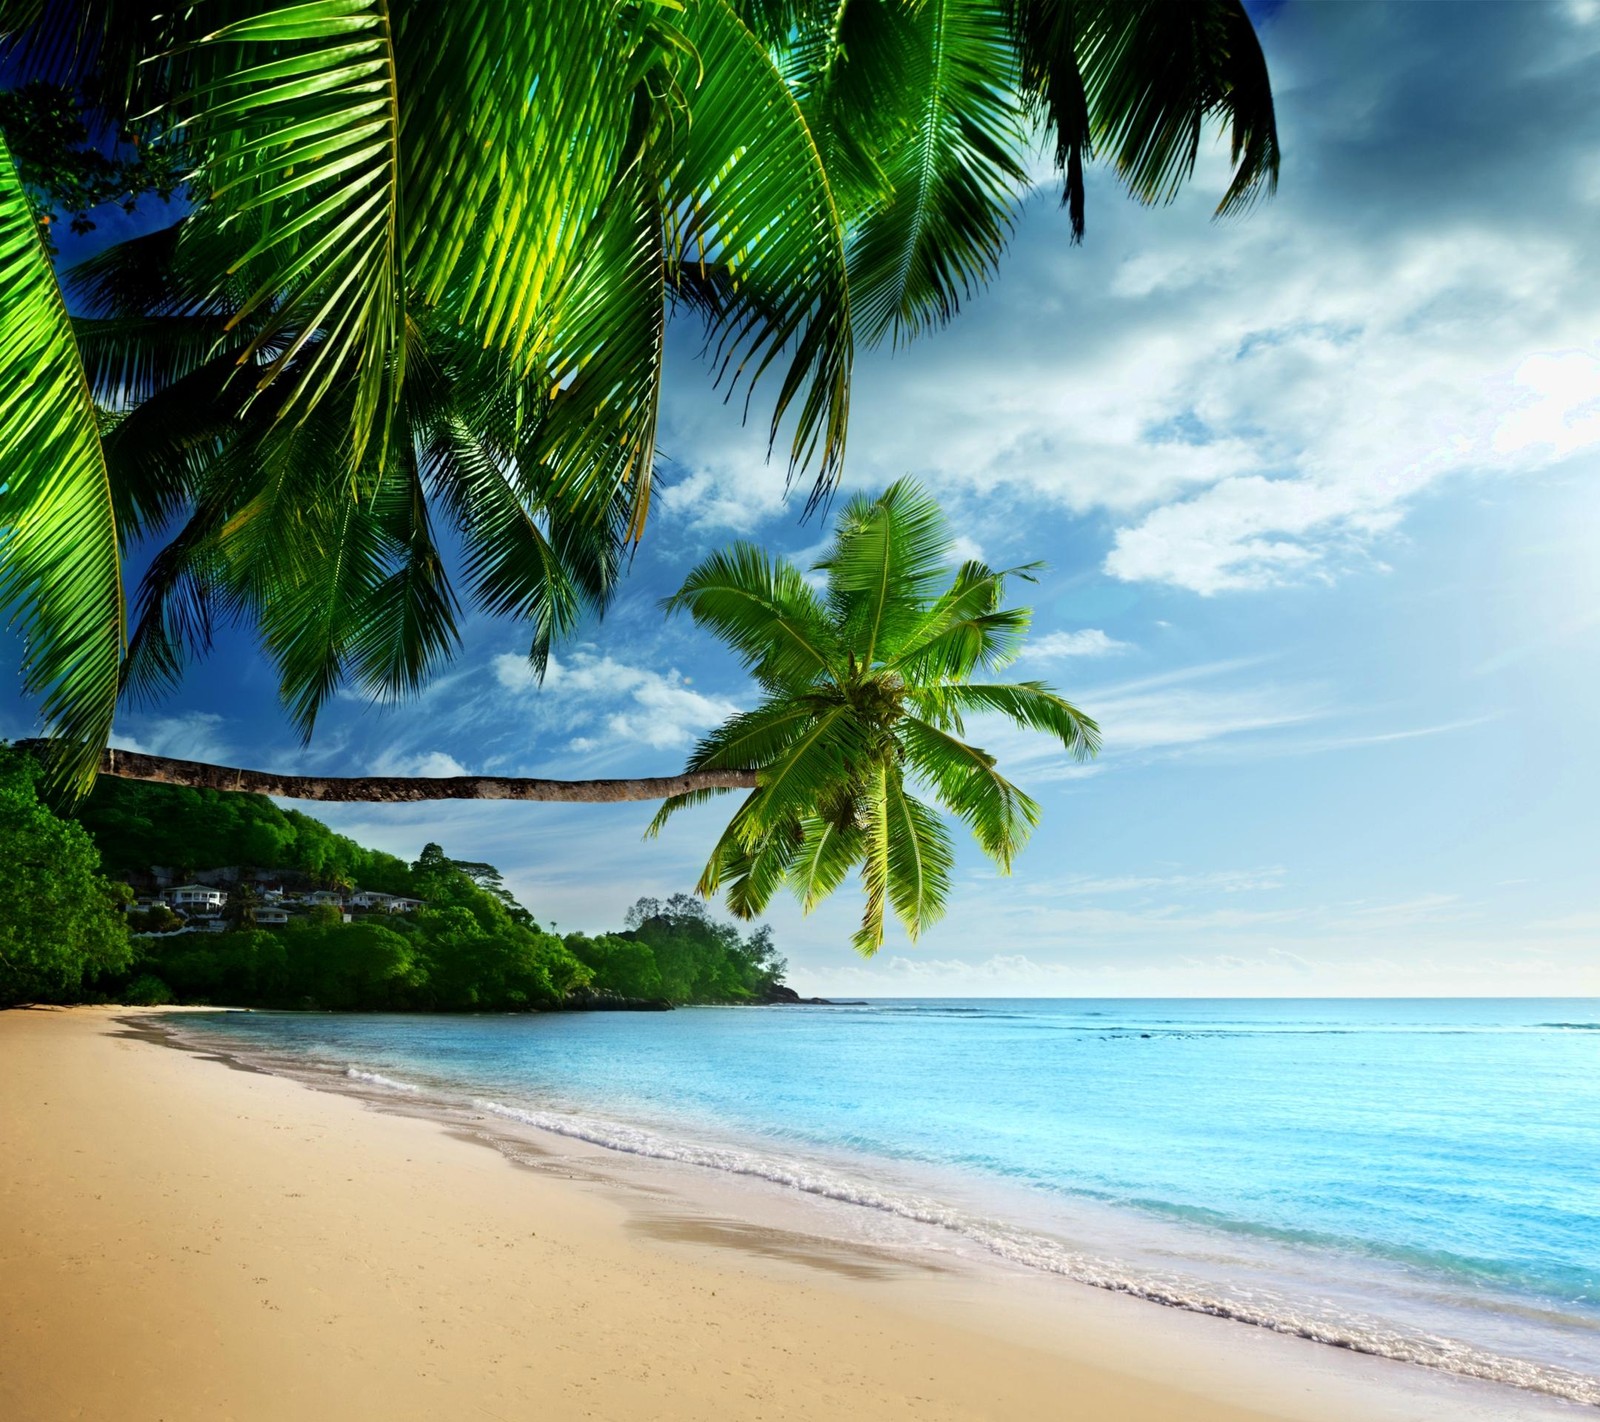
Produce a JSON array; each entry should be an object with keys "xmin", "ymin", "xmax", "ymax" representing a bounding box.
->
[{"xmin": 0, "ymin": 748, "xmax": 786, "ymax": 1011}]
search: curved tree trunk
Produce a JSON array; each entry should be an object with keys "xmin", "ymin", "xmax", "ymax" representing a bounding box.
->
[{"xmin": 81, "ymin": 748, "xmax": 756, "ymax": 803}]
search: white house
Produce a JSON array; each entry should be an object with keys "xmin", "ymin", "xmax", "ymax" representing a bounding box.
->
[
  {"xmin": 306, "ymin": 889, "xmax": 344, "ymax": 906},
  {"xmin": 164, "ymin": 884, "xmax": 227, "ymax": 912},
  {"xmin": 349, "ymin": 891, "xmax": 424, "ymax": 914},
  {"xmin": 255, "ymin": 907, "xmax": 290, "ymax": 926}
]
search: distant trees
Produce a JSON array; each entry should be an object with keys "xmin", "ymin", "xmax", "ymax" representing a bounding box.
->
[
  {"xmin": 0, "ymin": 752, "xmax": 130, "ymax": 1005},
  {"xmin": 75, "ymin": 776, "xmax": 417, "ymax": 891},
  {"xmin": 0, "ymin": 757, "xmax": 792, "ymax": 1013}
]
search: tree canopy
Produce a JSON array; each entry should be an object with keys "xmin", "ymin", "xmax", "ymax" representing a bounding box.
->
[
  {"xmin": 0, "ymin": 747, "xmax": 789, "ymax": 1011},
  {"xmin": 0, "ymin": 0, "xmax": 1278, "ymax": 793},
  {"xmin": 654, "ymin": 478, "xmax": 1098, "ymax": 952},
  {"xmin": 0, "ymin": 750, "xmax": 131, "ymax": 1005}
]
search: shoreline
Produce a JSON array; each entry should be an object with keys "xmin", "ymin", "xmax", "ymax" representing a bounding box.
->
[{"xmin": 1, "ymin": 1008, "xmax": 1584, "ymax": 1421}]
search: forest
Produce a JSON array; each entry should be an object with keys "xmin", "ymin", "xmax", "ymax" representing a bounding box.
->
[{"xmin": 0, "ymin": 748, "xmax": 787, "ymax": 1011}]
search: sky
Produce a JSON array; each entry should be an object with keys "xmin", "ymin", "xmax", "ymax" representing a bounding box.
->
[{"xmin": 10, "ymin": 1, "xmax": 1600, "ymax": 996}]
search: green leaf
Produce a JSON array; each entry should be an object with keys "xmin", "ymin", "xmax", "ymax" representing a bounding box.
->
[
  {"xmin": 0, "ymin": 134, "xmax": 123, "ymax": 794},
  {"xmin": 897, "ymin": 712, "xmax": 1040, "ymax": 871},
  {"xmin": 817, "ymin": 477, "xmax": 951, "ymax": 666},
  {"xmin": 936, "ymin": 680, "xmax": 1101, "ymax": 759},
  {"xmin": 788, "ymin": 814, "xmax": 866, "ymax": 912},
  {"xmin": 665, "ymin": 542, "xmax": 843, "ymax": 692},
  {"xmin": 839, "ymin": 0, "xmax": 1029, "ymax": 346},
  {"xmin": 853, "ymin": 758, "xmax": 890, "ymax": 955},
  {"xmin": 666, "ymin": 0, "xmax": 854, "ymax": 493},
  {"xmin": 883, "ymin": 768, "xmax": 954, "ymax": 939},
  {"xmin": 184, "ymin": 0, "xmax": 403, "ymax": 468}
]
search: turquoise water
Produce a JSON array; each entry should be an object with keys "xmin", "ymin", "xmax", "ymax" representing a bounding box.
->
[{"xmin": 168, "ymin": 999, "xmax": 1600, "ymax": 1404}]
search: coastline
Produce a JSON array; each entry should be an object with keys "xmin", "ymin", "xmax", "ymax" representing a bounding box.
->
[{"xmin": 0, "ymin": 1008, "xmax": 1582, "ymax": 1421}]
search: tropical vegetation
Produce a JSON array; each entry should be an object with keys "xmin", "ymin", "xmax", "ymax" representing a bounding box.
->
[
  {"xmin": 0, "ymin": 2, "xmax": 1278, "ymax": 947},
  {"xmin": 0, "ymin": 749, "xmax": 131, "ymax": 1006},
  {"xmin": 655, "ymin": 478, "xmax": 1098, "ymax": 952},
  {"xmin": 0, "ymin": 0, "xmax": 1278, "ymax": 795},
  {"xmin": 0, "ymin": 745, "xmax": 788, "ymax": 1008}
]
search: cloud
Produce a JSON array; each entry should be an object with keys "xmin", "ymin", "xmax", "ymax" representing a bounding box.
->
[
  {"xmin": 1046, "ymin": 867, "xmax": 1287, "ymax": 898},
  {"xmin": 111, "ymin": 712, "xmax": 231, "ymax": 764},
  {"xmin": 640, "ymin": 4, "xmax": 1600, "ymax": 597},
  {"xmin": 493, "ymin": 647, "xmax": 741, "ymax": 754},
  {"xmin": 370, "ymin": 749, "xmax": 470, "ymax": 778},
  {"xmin": 1025, "ymin": 628, "xmax": 1129, "ymax": 659}
]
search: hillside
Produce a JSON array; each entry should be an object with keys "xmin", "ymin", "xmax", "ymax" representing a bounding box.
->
[{"xmin": 0, "ymin": 748, "xmax": 787, "ymax": 1011}]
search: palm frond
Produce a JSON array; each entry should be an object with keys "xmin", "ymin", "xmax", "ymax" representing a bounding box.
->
[
  {"xmin": 666, "ymin": 0, "xmax": 853, "ymax": 495},
  {"xmin": 883, "ymin": 768, "xmax": 954, "ymax": 939},
  {"xmin": 818, "ymin": 478, "xmax": 951, "ymax": 666},
  {"xmin": 72, "ymin": 315, "xmax": 236, "ymax": 410},
  {"xmin": 397, "ymin": 1, "xmax": 641, "ymax": 369},
  {"xmin": 184, "ymin": 0, "xmax": 405, "ymax": 466},
  {"xmin": 937, "ymin": 680, "xmax": 1100, "ymax": 758},
  {"xmin": 897, "ymin": 713, "xmax": 1040, "ymax": 872},
  {"xmin": 686, "ymin": 700, "xmax": 821, "ymax": 773},
  {"xmin": 722, "ymin": 814, "xmax": 806, "ymax": 918},
  {"xmin": 739, "ymin": 702, "xmax": 876, "ymax": 832},
  {"xmin": 644, "ymin": 784, "xmax": 738, "ymax": 839},
  {"xmin": 1078, "ymin": 0, "xmax": 1280, "ymax": 219},
  {"xmin": 853, "ymin": 758, "xmax": 891, "ymax": 954},
  {"xmin": 788, "ymin": 814, "xmax": 866, "ymax": 912},
  {"xmin": 665, "ymin": 542, "xmax": 843, "ymax": 691},
  {"xmin": 840, "ymin": 0, "xmax": 1029, "ymax": 346},
  {"xmin": 531, "ymin": 168, "xmax": 665, "ymax": 543},
  {"xmin": 0, "ymin": 135, "xmax": 122, "ymax": 793}
]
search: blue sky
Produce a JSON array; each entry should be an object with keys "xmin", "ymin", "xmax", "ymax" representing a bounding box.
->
[{"xmin": 11, "ymin": 1, "xmax": 1600, "ymax": 995}]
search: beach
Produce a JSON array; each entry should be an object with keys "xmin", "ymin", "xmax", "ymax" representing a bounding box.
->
[{"xmin": 0, "ymin": 1008, "xmax": 1578, "ymax": 1422}]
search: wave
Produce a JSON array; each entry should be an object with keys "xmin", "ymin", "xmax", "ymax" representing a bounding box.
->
[
  {"xmin": 475, "ymin": 1100, "xmax": 1600, "ymax": 1408},
  {"xmin": 344, "ymin": 1066, "xmax": 420, "ymax": 1093}
]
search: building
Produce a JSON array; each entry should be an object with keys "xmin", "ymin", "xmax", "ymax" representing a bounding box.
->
[
  {"xmin": 164, "ymin": 884, "xmax": 227, "ymax": 912},
  {"xmin": 255, "ymin": 907, "xmax": 291, "ymax": 926},
  {"xmin": 349, "ymin": 891, "xmax": 424, "ymax": 914}
]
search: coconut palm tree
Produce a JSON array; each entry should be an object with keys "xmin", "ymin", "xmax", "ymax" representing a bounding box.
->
[
  {"xmin": 0, "ymin": 0, "xmax": 1275, "ymax": 795},
  {"xmin": 650, "ymin": 478, "xmax": 1099, "ymax": 954}
]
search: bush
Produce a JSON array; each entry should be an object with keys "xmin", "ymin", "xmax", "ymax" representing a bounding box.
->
[
  {"xmin": 122, "ymin": 974, "xmax": 173, "ymax": 1006},
  {"xmin": 0, "ymin": 749, "xmax": 132, "ymax": 1007}
]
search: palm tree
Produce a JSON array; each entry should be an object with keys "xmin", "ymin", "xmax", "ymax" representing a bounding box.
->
[
  {"xmin": 650, "ymin": 479, "xmax": 1098, "ymax": 954},
  {"xmin": 0, "ymin": 0, "xmax": 1276, "ymax": 795}
]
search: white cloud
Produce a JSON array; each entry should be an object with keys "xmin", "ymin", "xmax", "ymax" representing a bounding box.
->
[
  {"xmin": 638, "ymin": 4, "xmax": 1600, "ymax": 598},
  {"xmin": 370, "ymin": 748, "xmax": 470, "ymax": 778},
  {"xmin": 950, "ymin": 533, "xmax": 987, "ymax": 564},
  {"xmin": 111, "ymin": 712, "xmax": 231, "ymax": 764},
  {"xmin": 493, "ymin": 647, "xmax": 741, "ymax": 754},
  {"xmin": 1025, "ymin": 628, "xmax": 1129, "ymax": 659}
]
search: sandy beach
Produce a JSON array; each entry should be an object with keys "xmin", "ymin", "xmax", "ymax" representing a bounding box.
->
[{"xmin": 0, "ymin": 1008, "xmax": 1571, "ymax": 1422}]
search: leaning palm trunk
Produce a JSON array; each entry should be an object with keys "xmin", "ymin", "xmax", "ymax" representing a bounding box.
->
[{"xmin": 76, "ymin": 748, "xmax": 757, "ymax": 804}]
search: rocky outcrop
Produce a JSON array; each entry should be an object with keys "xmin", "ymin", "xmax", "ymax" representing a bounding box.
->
[
  {"xmin": 754, "ymin": 983, "xmax": 864, "ymax": 1006},
  {"xmin": 560, "ymin": 989, "xmax": 673, "ymax": 1012}
]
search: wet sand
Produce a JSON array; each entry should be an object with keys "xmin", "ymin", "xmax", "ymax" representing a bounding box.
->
[{"xmin": 0, "ymin": 1008, "xmax": 1567, "ymax": 1421}]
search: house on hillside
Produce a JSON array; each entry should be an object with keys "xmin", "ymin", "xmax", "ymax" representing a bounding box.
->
[
  {"xmin": 349, "ymin": 891, "xmax": 424, "ymax": 914},
  {"xmin": 255, "ymin": 907, "xmax": 291, "ymax": 926},
  {"xmin": 164, "ymin": 884, "xmax": 227, "ymax": 912},
  {"xmin": 306, "ymin": 889, "xmax": 344, "ymax": 907}
]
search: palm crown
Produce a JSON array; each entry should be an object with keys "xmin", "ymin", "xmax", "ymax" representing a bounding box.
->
[{"xmin": 653, "ymin": 479, "xmax": 1098, "ymax": 954}]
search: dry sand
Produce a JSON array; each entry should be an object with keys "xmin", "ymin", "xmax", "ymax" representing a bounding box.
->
[{"xmin": 0, "ymin": 1008, "xmax": 1559, "ymax": 1421}]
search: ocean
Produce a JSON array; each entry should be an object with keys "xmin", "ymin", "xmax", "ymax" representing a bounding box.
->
[{"xmin": 165, "ymin": 999, "xmax": 1600, "ymax": 1407}]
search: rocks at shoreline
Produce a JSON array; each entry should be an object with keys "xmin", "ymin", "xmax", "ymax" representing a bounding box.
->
[
  {"xmin": 552, "ymin": 984, "xmax": 868, "ymax": 1010},
  {"xmin": 559, "ymin": 989, "xmax": 672, "ymax": 1012},
  {"xmin": 754, "ymin": 984, "xmax": 866, "ymax": 1007}
]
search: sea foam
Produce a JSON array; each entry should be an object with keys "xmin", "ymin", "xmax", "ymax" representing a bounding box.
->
[
  {"xmin": 476, "ymin": 1097, "xmax": 1600, "ymax": 1408},
  {"xmin": 345, "ymin": 1066, "xmax": 420, "ymax": 1092}
]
